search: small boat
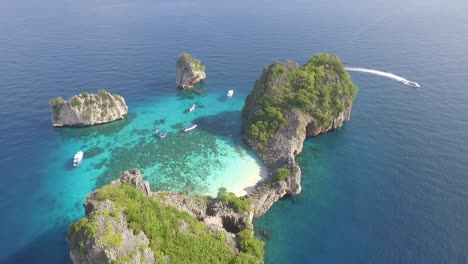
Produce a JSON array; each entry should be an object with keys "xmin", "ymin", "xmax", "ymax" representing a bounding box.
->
[
  {"xmin": 227, "ymin": 89, "xmax": 234, "ymax": 98},
  {"xmin": 155, "ymin": 129, "xmax": 166, "ymax": 138},
  {"xmin": 187, "ymin": 104, "xmax": 196, "ymax": 112},
  {"xmin": 406, "ymin": 81, "xmax": 421, "ymax": 88},
  {"xmin": 73, "ymin": 151, "xmax": 84, "ymax": 167},
  {"xmin": 183, "ymin": 124, "xmax": 198, "ymax": 132}
]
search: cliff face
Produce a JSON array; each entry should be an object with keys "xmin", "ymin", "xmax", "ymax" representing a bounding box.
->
[
  {"xmin": 67, "ymin": 200, "xmax": 155, "ymax": 264},
  {"xmin": 176, "ymin": 53, "xmax": 206, "ymax": 89},
  {"xmin": 49, "ymin": 90, "xmax": 128, "ymax": 127},
  {"xmin": 242, "ymin": 54, "xmax": 357, "ymax": 217}
]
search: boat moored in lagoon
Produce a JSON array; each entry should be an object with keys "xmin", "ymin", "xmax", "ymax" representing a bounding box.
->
[
  {"xmin": 227, "ymin": 89, "xmax": 234, "ymax": 98},
  {"xmin": 183, "ymin": 124, "xmax": 198, "ymax": 132},
  {"xmin": 155, "ymin": 129, "xmax": 166, "ymax": 138},
  {"xmin": 186, "ymin": 104, "xmax": 196, "ymax": 112},
  {"xmin": 73, "ymin": 151, "xmax": 84, "ymax": 167}
]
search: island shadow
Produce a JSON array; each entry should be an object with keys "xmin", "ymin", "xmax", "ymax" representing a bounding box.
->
[
  {"xmin": 53, "ymin": 112, "xmax": 136, "ymax": 141},
  {"xmin": 192, "ymin": 110, "xmax": 244, "ymax": 143}
]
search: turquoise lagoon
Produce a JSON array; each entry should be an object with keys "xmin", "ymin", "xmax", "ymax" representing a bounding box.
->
[{"xmin": 20, "ymin": 88, "xmax": 266, "ymax": 262}]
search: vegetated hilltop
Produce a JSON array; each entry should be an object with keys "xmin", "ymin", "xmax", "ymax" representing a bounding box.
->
[{"xmin": 242, "ymin": 53, "xmax": 358, "ymax": 217}]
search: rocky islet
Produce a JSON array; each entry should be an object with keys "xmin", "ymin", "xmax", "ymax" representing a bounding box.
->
[
  {"xmin": 49, "ymin": 89, "xmax": 128, "ymax": 127},
  {"xmin": 176, "ymin": 53, "xmax": 207, "ymax": 89}
]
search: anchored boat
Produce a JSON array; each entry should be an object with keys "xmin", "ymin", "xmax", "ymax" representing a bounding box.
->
[
  {"xmin": 227, "ymin": 89, "xmax": 234, "ymax": 98},
  {"xmin": 155, "ymin": 129, "xmax": 166, "ymax": 139},
  {"xmin": 183, "ymin": 124, "xmax": 197, "ymax": 132},
  {"xmin": 187, "ymin": 104, "xmax": 196, "ymax": 112},
  {"xmin": 73, "ymin": 151, "xmax": 84, "ymax": 167}
]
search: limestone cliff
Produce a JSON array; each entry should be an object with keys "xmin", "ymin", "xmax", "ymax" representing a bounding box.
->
[
  {"xmin": 176, "ymin": 53, "xmax": 206, "ymax": 89},
  {"xmin": 68, "ymin": 169, "xmax": 264, "ymax": 264},
  {"xmin": 242, "ymin": 54, "xmax": 358, "ymax": 217},
  {"xmin": 49, "ymin": 89, "xmax": 128, "ymax": 127},
  {"xmin": 67, "ymin": 199, "xmax": 155, "ymax": 264}
]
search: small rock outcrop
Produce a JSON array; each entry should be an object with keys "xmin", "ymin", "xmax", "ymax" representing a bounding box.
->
[
  {"xmin": 242, "ymin": 54, "xmax": 358, "ymax": 217},
  {"xmin": 49, "ymin": 89, "xmax": 128, "ymax": 127},
  {"xmin": 176, "ymin": 53, "xmax": 206, "ymax": 89}
]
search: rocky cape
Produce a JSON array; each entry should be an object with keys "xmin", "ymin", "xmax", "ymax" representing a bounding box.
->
[
  {"xmin": 176, "ymin": 53, "xmax": 206, "ymax": 89},
  {"xmin": 68, "ymin": 169, "xmax": 254, "ymax": 264},
  {"xmin": 49, "ymin": 90, "xmax": 128, "ymax": 127}
]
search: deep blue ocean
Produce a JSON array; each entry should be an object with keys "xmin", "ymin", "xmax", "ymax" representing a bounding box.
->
[{"xmin": 1, "ymin": 0, "xmax": 468, "ymax": 263}]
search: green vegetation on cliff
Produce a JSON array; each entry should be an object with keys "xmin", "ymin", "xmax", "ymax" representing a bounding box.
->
[
  {"xmin": 78, "ymin": 184, "xmax": 264, "ymax": 263},
  {"xmin": 274, "ymin": 168, "xmax": 291, "ymax": 181},
  {"xmin": 217, "ymin": 187, "xmax": 250, "ymax": 213},
  {"xmin": 181, "ymin": 53, "xmax": 205, "ymax": 72},
  {"xmin": 49, "ymin": 96, "xmax": 65, "ymax": 115},
  {"xmin": 243, "ymin": 53, "xmax": 358, "ymax": 150}
]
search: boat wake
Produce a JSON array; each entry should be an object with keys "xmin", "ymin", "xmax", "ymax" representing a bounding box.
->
[{"xmin": 345, "ymin": 67, "xmax": 420, "ymax": 88}]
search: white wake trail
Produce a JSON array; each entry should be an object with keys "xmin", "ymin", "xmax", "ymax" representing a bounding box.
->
[{"xmin": 345, "ymin": 67, "xmax": 420, "ymax": 88}]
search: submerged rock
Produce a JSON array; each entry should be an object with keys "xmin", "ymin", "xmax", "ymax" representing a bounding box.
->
[
  {"xmin": 242, "ymin": 53, "xmax": 358, "ymax": 217},
  {"xmin": 49, "ymin": 89, "xmax": 128, "ymax": 127},
  {"xmin": 176, "ymin": 53, "xmax": 206, "ymax": 89}
]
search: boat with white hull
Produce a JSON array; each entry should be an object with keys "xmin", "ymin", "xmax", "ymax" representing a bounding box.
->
[
  {"xmin": 183, "ymin": 124, "xmax": 197, "ymax": 132},
  {"xmin": 73, "ymin": 151, "xmax": 84, "ymax": 167}
]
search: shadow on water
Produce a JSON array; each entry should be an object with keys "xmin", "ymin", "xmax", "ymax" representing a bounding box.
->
[
  {"xmin": 53, "ymin": 112, "xmax": 135, "ymax": 140},
  {"xmin": 63, "ymin": 158, "xmax": 75, "ymax": 171},
  {"xmin": 1, "ymin": 227, "xmax": 71, "ymax": 264},
  {"xmin": 216, "ymin": 95, "xmax": 231, "ymax": 102},
  {"xmin": 176, "ymin": 82, "xmax": 207, "ymax": 100},
  {"xmin": 193, "ymin": 110, "xmax": 243, "ymax": 141}
]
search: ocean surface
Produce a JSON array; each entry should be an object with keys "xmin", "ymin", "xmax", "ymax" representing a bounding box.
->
[{"xmin": 1, "ymin": 0, "xmax": 468, "ymax": 263}]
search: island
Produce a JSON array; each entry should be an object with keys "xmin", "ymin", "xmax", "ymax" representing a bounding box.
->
[
  {"xmin": 48, "ymin": 89, "xmax": 128, "ymax": 127},
  {"xmin": 242, "ymin": 53, "xmax": 358, "ymax": 217},
  {"xmin": 67, "ymin": 169, "xmax": 264, "ymax": 264},
  {"xmin": 67, "ymin": 53, "xmax": 358, "ymax": 263},
  {"xmin": 176, "ymin": 53, "xmax": 206, "ymax": 89}
]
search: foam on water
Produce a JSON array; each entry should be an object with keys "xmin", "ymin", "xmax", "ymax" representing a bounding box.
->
[{"xmin": 345, "ymin": 67, "xmax": 420, "ymax": 87}]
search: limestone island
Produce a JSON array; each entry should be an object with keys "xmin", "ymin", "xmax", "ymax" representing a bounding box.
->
[
  {"xmin": 67, "ymin": 53, "xmax": 358, "ymax": 263},
  {"xmin": 49, "ymin": 89, "xmax": 128, "ymax": 127},
  {"xmin": 176, "ymin": 53, "xmax": 206, "ymax": 89}
]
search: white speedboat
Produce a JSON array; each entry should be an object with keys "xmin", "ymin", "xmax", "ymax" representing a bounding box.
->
[
  {"xmin": 183, "ymin": 124, "xmax": 197, "ymax": 132},
  {"xmin": 406, "ymin": 81, "xmax": 421, "ymax": 88},
  {"xmin": 73, "ymin": 151, "xmax": 84, "ymax": 167},
  {"xmin": 227, "ymin": 89, "xmax": 234, "ymax": 98},
  {"xmin": 187, "ymin": 104, "xmax": 196, "ymax": 112}
]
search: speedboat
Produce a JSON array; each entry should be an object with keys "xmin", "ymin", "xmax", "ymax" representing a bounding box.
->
[
  {"xmin": 406, "ymin": 81, "xmax": 420, "ymax": 88},
  {"xmin": 73, "ymin": 151, "xmax": 84, "ymax": 167},
  {"xmin": 183, "ymin": 124, "xmax": 198, "ymax": 132},
  {"xmin": 187, "ymin": 104, "xmax": 196, "ymax": 112},
  {"xmin": 155, "ymin": 129, "xmax": 166, "ymax": 139},
  {"xmin": 227, "ymin": 89, "xmax": 234, "ymax": 98}
]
